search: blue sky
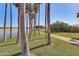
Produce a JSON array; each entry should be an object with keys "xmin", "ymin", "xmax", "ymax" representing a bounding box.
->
[
  {"xmin": 51, "ymin": 3, "xmax": 79, "ymax": 25},
  {"xmin": 0, "ymin": 3, "xmax": 79, "ymax": 27}
]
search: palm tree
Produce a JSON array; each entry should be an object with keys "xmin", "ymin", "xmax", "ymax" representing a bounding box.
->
[
  {"xmin": 38, "ymin": 4, "xmax": 40, "ymax": 35},
  {"xmin": 33, "ymin": 3, "xmax": 39, "ymax": 36},
  {"xmin": 29, "ymin": 4, "xmax": 34, "ymax": 39},
  {"xmin": 47, "ymin": 3, "xmax": 51, "ymax": 45},
  {"xmin": 16, "ymin": 5, "xmax": 20, "ymax": 44},
  {"xmin": 26, "ymin": 4, "xmax": 29, "ymax": 34},
  {"xmin": 3, "ymin": 3, "xmax": 7, "ymax": 42},
  {"xmin": 29, "ymin": 13, "xmax": 33, "ymax": 39},
  {"xmin": 16, "ymin": 3, "xmax": 30, "ymax": 44},
  {"xmin": 10, "ymin": 3, "xmax": 12, "ymax": 38},
  {"xmin": 13, "ymin": 3, "xmax": 21, "ymax": 44},
  {"xmin": 45, "ymin": 4, "xmax": 47, "ymax": 39},
  {"xmin": 20, "ymin": 3, "xmax": 30, "ymax": 56}
]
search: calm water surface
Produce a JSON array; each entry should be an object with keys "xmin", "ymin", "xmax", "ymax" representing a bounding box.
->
[{"xmin": 0, "ymin": 29, "xmax": 18, "ymax": 39}]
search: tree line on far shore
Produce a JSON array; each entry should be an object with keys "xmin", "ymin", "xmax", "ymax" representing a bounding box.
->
[
  {"xmin": 1, "ymin": 21, "xmax": 79, "ymax": 33},
  {"xmin": 0, "ymin": 27, "xmax": 18, "ymax": 29},
  {"xmin": 50, "ymin": 21, "xmax": 79, "ymax": 33}
]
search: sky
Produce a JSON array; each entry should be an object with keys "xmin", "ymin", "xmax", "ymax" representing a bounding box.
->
[{"xmin": 0, "ymin": 3, "xmax": 79, "ymax": 27}]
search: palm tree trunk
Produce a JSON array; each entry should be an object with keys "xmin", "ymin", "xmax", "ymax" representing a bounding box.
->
[
  {"xmin": 29, "ymin": 13, "xmax": 33, "ymax": 39},
  {"xmin": 26, "ymin": 14, "xmax": 28, "ymax": 34},
  {"xmin": 29, "ymin": 14, "xmax": 31, "ymax": 38},
  {"xmin": 20, "ymin": 3, "xmax": 30, "ymax": 56},
  {"xmin": 38, "ymin": 4, "xmax": 40, "ymax": 35},
  {"xmin": 3, "ymin": 3, "xmax": 7, "ymax": 42},
  {"xmin": 29, "ymin": 18, "xmax": 33, "ymax": 39},
  {"xmin": 10, "ymin": 3, "xmax": 12, "ymax": 38},
  {"xmin": 47, "ymin": 3, "xmax": 51, "ymax": 45},
  {"xmin": 34, "ymin": 13, "xmax": 36, "ymax": 36},
  {"xmin": 31, "ymin": 19, "xmax": 33, "ymax": 37},
  {"xmin": 45, "ymin": 4, "xmax": 47, "ymax": 39},
  {"xmin": 16, "ymin": 7, "xmax": 20, "ymax": 44}
]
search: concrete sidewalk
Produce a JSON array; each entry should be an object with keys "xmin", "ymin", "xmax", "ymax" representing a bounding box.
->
[
  {"xmin": 51, "ymin": 34, "xmax": 74, "ymax": 43},
  {"xmin": 41, "ymin": 32, "xmax": 79, "ymax": 45}
]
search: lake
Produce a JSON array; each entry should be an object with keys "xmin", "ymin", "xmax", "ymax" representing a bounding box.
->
[{"xmin": 0, "ymin": 29, "xmax": 18, "ymax": 39}]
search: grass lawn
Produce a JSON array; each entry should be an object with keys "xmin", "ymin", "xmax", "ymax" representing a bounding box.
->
[
  {"xmin": 1, "ymin": 32, "xmax": 79, "ymax": 56},
  {"xmin": 53, "ymin": 32, "xmax": 79, "ymax": 39}
]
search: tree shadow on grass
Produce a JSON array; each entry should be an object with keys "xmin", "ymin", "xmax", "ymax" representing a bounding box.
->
[
  {"xmin": 30, "ymin": 43, "xmax": 48, "ymax": 50},
  {"xmin": 0, "ymin": 42, "xmax": 18, "ymax": 47},
  {"xmin": 12, "ymin": 52, "xmax": 21, "ymax": 56},
  {"xmin": 12, "ymin": 43, "xmax": 48, "ymax": 56},
  {"xmin": 71, "ymin": 38, "xmax": 79, "ymax": 40}
]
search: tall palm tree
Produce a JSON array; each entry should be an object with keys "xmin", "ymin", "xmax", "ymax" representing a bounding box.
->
[
  {"xmin": 3, "ymin": 3, "xmax": 7, "ymax": 42},
  {"xmin": 26, "ymin": 4, "xmax": 29, "ymax": 34},
  {"xmin": 16, "ymin": 3, "xmax": 30, "ymax": 44},
  {"xmin": 16, "ymin": 5, "xmax": 20, "ymax": 44},
  {"xmin": 38, "ymin": 4, "xmax": 40, "ymax": 35},
  {"xmin": 47, "ymin": 3, "xmax": 51, "ymax": 45},
  {"xmin": 20, "ymin": 3, "xmax": 30, "ymax": 56},
  {"xmin": 29, "ymin": 4, "xmax": 34, "ymax": 39},
  {"xmin": 10, "ymin": 3, "xmax": 12, "ymax": 38},
  {"xmin": 45, "ymin": 4, "xmax": 47, "ymax": 38},
  {"xmin": 33, "ymin": 3, "xmax": 39, "ymax": 36},
  {"xmin": 13, "ymin": 3, "xmax": 21, "ymax": 44},
  {"xmin": 29, "ymin": 14, "xmax": 33, "ymax": 39}
]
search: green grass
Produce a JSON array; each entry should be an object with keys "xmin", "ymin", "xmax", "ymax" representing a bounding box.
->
[
  {"xmin": 1, "ymin": 32, "xmax": 79, "ymax": 56},
  {"xmin": 0, "ymin": 38, "xmax": 21, "ymax": 56},
  {"xmin": 53, "ymin": 32, "xmax": 79, "ymax": 39}
]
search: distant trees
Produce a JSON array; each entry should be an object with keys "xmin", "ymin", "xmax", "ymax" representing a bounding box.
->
[
  {"xmin": 35, "ymin": 25, "xmax": 44, "ymax": 28},
  {"xmin": 50, "ymin": 21, "xmax": 79, "ymax": 33}
]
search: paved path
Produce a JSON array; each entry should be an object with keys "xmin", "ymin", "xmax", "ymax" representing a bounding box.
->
[
  {"xmin": 41, "ymin": 32, "xmax": 79, "ymax": 46},
  {"xmin": 51, "ymin": 34, "xmax": 79, "ymax": 46},
  {"xmin": 51, "ymin": 34, "xmax": 74, "ymax": 43}
]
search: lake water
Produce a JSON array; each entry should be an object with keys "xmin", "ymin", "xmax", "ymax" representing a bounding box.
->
[{"xmin": 0, "ymin": 29, "xmax": 18, "ymax": 39}]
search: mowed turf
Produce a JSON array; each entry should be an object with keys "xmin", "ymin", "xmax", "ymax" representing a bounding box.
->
[
  {"xmin": 0, "ymin": 32, "xmax": 79, "ymax": 56},
  {"xmin": 53, "ymin": 32, "xmax": 79, "ymax": 39}
]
